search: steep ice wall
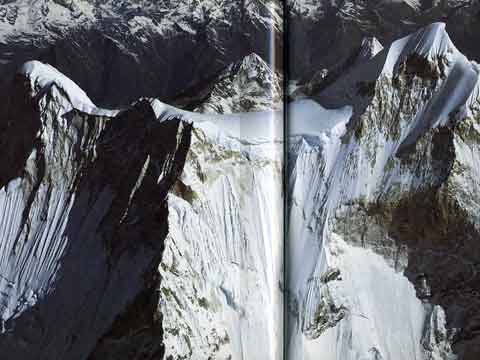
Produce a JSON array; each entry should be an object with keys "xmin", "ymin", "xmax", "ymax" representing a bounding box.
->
[
  {"xmin": 288, "ymin": 23, "xmax": 480, "ymax": 360},
  {"xmin": 160, "ymin": 123, "xmax": 283, "ymax": 359},
  {"xmin": 0, "ymin": 61, "xmax": 191, "ymax": 360},
  {"xmin": 155, "ymin": 64, "xmax": 284, "ymax": 358}
]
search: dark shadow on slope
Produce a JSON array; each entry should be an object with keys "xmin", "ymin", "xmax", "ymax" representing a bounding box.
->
[{"xmin": 0, "ymin": 99, "xmax": 192, "ymax": 360}]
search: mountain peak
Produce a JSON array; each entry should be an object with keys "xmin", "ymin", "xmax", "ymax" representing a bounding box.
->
[
  {"xmin": 241, "ymin": 52, "xmax": 267, "ymax": 65},
  {"xmin": 194, "ymin": 53, "xmax": 282, "ymax": 114},
  {"xmin": 231, "ymin": 52, "xmax": 275, "ymax": 81},
  {"xmin": 382, "ymin": 22, "xmax": 456, "ymax": 75},
  {"xmin": 403, "ymin": 22, "xmax": 455, "ymax": 59}
]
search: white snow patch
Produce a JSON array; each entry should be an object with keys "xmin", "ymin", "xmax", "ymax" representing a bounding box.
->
[{"xmin": 19, "ymin": 60, "xmax": 118, "ymax": 117}]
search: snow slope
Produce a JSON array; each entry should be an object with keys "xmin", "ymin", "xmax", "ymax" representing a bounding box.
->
[
  {"xmin": 160, "ymin": 122, "xmax": 283, "ymax": 359},
  {"xmin": 19, "ymin": 60, "xmax": 118, "ymax": 116}
]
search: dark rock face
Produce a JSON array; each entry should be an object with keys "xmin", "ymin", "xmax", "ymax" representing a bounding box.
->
[
  {"xmin": 0, "ymin": 73, "xmax": 192, "ymax": 360},
  {"xmin": 88, "ymin": 272, "xmax": 165, "ymax": 360},
  {"xmin": 0, "ymin": 0, "xmax": 282, "ymax": 108}
]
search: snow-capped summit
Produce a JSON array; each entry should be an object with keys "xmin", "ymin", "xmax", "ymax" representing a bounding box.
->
[
  {"xmin": 287, "ymin": 0, "xmax": 480, "ymax": 84},
  {"xmin": 314, "ymin": 21, "xmax": 479, "ymax": 117},
  {"xmin": 400, "ymin": 22, "xmax": 455, "ymax": 59},
  {"xmin": 379, "ymin": 22, "xmax": 459, "ymax": 76},
  {"xmin": 194, "ymin": 53, "xmax": 282, "ymax": 114}
]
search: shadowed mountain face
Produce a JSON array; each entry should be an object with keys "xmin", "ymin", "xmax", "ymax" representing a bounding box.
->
[
  {"xmin": 0, "ymin": 63, "xmax": 192, "ymax": 360},
  {"xmin": 288, "ymin": 0, "xmax": 480, "ymax": 82}
]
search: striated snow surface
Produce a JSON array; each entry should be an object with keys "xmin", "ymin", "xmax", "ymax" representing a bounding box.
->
[{"xmin": 155, "ymin": 73, "xmax": 284, "ymax": 358}]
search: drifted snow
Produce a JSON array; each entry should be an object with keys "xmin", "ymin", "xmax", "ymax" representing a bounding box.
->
[
  {"xmin": 20, "ymin": 60, "xmax": 118, "ymax": 117},
  {"xmin": 150, "ymin": 98, "xmax": 283, "ymax": 145},
  {"xmin": 287, "ymin": 99, "xmax": 351, "ymax": 138}
]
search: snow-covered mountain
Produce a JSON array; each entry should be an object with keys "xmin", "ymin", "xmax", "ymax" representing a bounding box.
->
[
  {"xmin": 287, "ymin": 22, "xmax": 480, "ymax": 359},
  {"xmin": 1, "ymin": 2, "xmax": 479, "ymax": 359},
  {"xmin": 159, "ymin": 110, "xmax": 283, "ymax": 359},
  {"xmin": 0, "ymin": 0, "xmax": 282, "ymax": 107},
  {"xmin": 194, "ymin": 53, "xmax": 282, "ymax": 114},
  {"xmin": 155, "ymin": 55, "xmax": 283, "ymax": 359},
  {"xmin": 90, "ymin": 56, "xmax": 284, "ymax": 358},
  {"xmin": 0, "ymin": 0, "xmax": 282, "ymax": 43},
  {"xmin": 0, "ymin": 52, "xmax": 283, "ymax": 359}
]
